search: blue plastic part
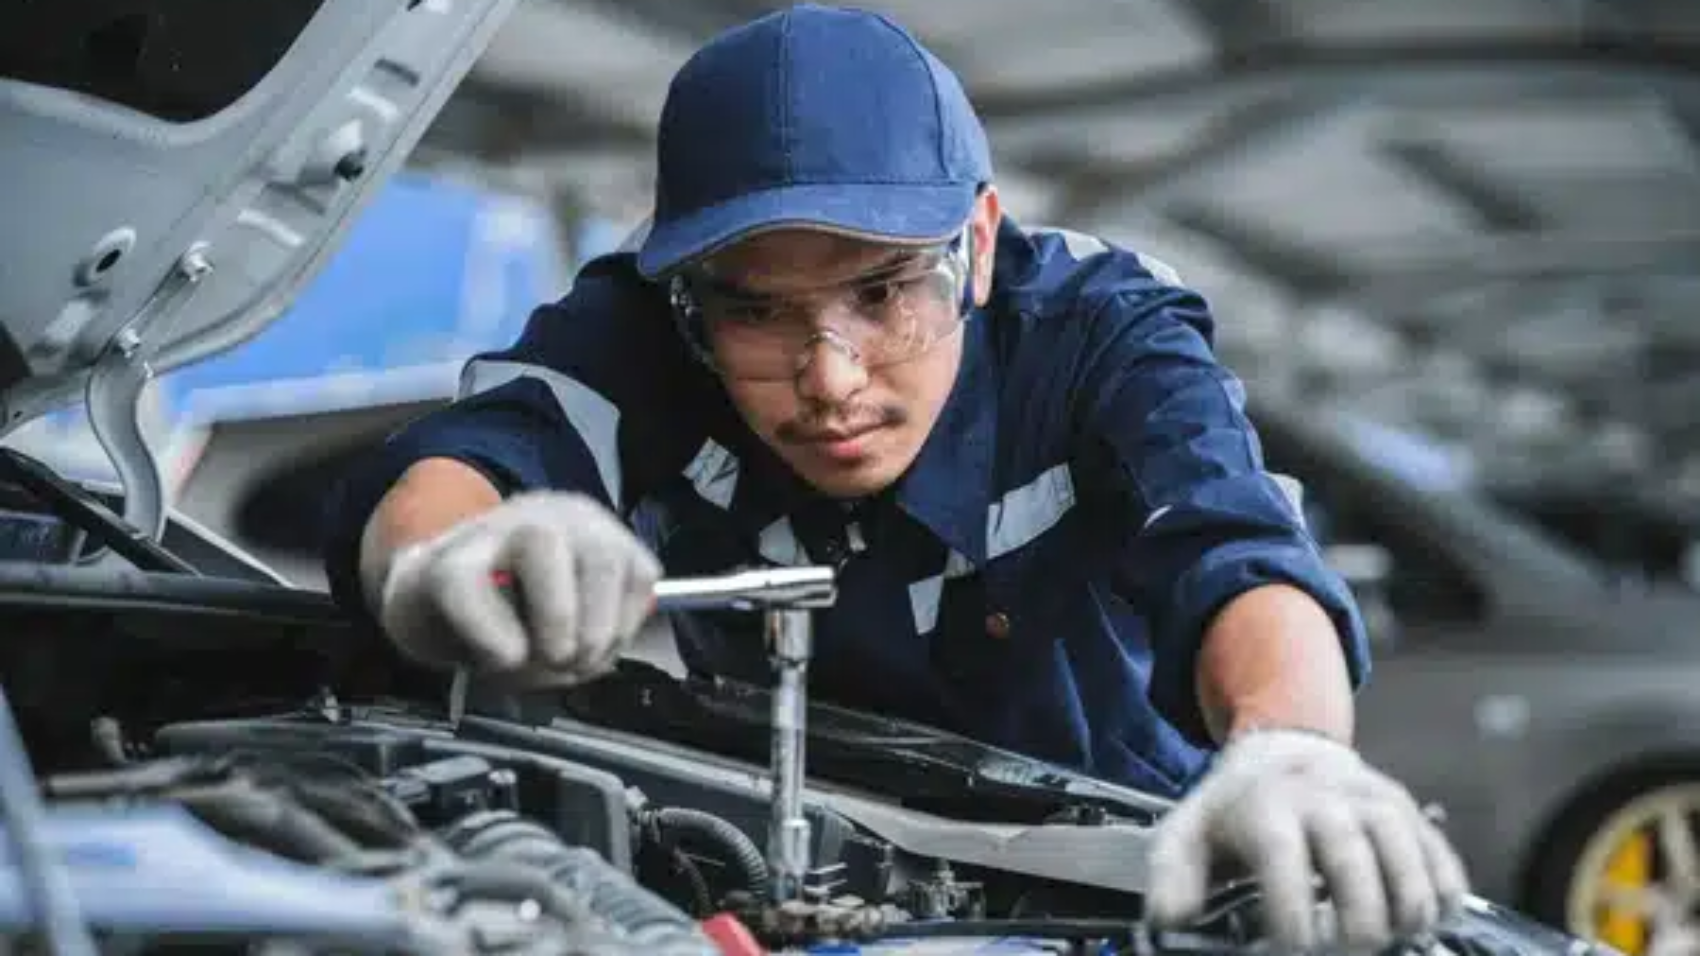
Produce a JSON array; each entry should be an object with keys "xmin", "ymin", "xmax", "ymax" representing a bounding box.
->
[{"xmin": 0, "ymin": 805, "xmax": 414, "ymax": 945}]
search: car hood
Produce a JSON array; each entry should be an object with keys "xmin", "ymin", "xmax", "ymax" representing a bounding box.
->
[{"xmin": 0, "ymin": 0, "xmax": 516, "ymax": 532}]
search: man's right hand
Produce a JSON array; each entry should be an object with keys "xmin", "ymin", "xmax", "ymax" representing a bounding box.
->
[
  {"xmin": 1145, "ymin": 728, "xmax": 1469, "ymax": 950},
  {"xmin": 373, "ymin": 490, "xmax": 663, "ymax": 685}
]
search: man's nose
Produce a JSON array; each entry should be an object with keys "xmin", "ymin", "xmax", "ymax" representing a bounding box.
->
[{"xmin": 794, "ymin": 332, "xmax": 868, "ymax": 403}]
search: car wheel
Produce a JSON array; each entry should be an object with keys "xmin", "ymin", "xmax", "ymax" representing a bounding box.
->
[{"xmin": 1528, "ymin": 778, "xmax": 1700, "ymax": 956}]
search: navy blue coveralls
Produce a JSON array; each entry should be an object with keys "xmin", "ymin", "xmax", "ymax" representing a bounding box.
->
[{"xmin": 322, "ymin": 217, "xmax": 1370, "ymax": 798}]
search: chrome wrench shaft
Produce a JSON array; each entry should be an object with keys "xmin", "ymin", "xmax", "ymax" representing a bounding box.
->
[
  {"xmin": 651, "ymin": 565, "xmax": 837, "ymax": 612},
  {"xmin": 462, "ymin": 563, "xmax": 836, "ymax": 902},
  {"xmin": 652, "ymin": 567, "xmax": 829, "ymax": 901},
  {"xmin": 766, "ymin": 606, "xmax": 812, "ymax": 902},
  {"xmin": 653, "ymin": 567, "xmax": 830, "ymax": 901}
]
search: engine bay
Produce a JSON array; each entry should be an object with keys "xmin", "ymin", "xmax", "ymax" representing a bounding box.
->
[
  {"xmin": 45, "ymin": 702, "xmax": 1167, "ymax": 954},
  {"xmin": 0, "ymin": 482, "xmax": 1610, "ymax": 955},
  {"xmin": 2, "ymin": 686, "xmax": 1588, "ymax": 956}
]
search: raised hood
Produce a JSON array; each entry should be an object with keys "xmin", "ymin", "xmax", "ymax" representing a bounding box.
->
[{"xmin": 0, "ymin": 0, "xmax": 517, "ymax": 540}]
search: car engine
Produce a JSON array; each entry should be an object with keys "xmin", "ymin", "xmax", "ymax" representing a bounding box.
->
[
  {"xmin": 2, "ymin": 698, "xmax": 1592, "ymax": 956},
  {"xmin": 0, "ymin": 561, "xmax": 1615, "ymax": 955}
]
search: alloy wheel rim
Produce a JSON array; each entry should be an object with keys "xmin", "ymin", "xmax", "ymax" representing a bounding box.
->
[{"xmin": 1567, "ymin": 784, "xmax": 1700, "ymax": 956}]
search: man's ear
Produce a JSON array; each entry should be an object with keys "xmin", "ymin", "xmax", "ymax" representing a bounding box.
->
[{"xmin": 970, "ymin": 185, "xmax": 1002, "ymax": 308}]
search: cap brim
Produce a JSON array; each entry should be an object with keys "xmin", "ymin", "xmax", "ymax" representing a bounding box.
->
[{"xmin": 635, "ymin": 181, "xmax": 975, "ymax": 279}]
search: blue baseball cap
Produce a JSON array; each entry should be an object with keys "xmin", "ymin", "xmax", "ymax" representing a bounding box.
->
[{"xmin": 636, "ymin": 4, "xmax": 994, "ymax": 279}]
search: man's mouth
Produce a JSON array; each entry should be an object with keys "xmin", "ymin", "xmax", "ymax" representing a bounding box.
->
[
  {"xmin": 798, "ymin": 425, "xmax": 879, "ymax": 444},
  {"xmin": 792, "ymin": 424, "xmax": 885, "ymax": 463},
  {"xmin": 777, "ymin": 406, "xmax": 905, "ymax": 453}
]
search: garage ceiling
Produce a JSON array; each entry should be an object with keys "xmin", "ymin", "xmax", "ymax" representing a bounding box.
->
[{"xmin": 421, "ymin": 0, "xmax": 1700, "ymax": 509}]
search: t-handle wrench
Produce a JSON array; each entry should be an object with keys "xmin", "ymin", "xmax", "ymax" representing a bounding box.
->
[
  {"xmin": 458, "ymin": 565, "xmax": 837, "ymax": 903},
  {"xmin": 451, "ymin": 566, "xmax": 837, "ymax": 717},
  {"xmin": 651, "ymin": 566, "xmax": 836, "ymax": 902},
  {"xmin": 764, "ymin": 600, "xmax": 813, "ymax": 903},
  {"xmin": 651, "ymin": 566, "xmax": 837, "ymax": 613},
  {"xmin": 478, "ymin": 565, "xmax": 837, "ymax": 614}
]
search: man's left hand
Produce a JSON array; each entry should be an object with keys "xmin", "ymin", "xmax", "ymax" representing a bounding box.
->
[{"xmin": 1144, "ymin": 728, "xmax": 1470, "ymax": 950}]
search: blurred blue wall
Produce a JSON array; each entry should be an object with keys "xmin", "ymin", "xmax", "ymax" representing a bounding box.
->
[{"xmin": 163, "ymin": 169, "xmax": 571, "ymax": 423}]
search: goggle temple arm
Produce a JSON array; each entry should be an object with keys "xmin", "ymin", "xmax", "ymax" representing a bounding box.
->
[
  {"xmin": 952, "ymin": 222, "xmax": 976, "ymax": 318},
  {"xmin": 667, "ymin": 274, "xmax": 720, "ymax": 372}
]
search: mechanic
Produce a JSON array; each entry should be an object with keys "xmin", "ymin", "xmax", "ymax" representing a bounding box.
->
[{"xmin": 323, "ymin": 4, "xmax": 1467, "ymax": 949}]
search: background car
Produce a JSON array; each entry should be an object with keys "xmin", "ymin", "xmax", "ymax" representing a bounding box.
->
[
  {"xmin": 1260, "ymin": 402, "xmax": 1700, "ymax": 950},
  {"xmin": 1488, "ymin": 483, "xmax": 1700, "ymax": 592}
]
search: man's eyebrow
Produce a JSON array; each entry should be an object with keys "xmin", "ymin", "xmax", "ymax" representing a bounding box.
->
[
  {"xmin": 700, "ymin": 247, "xmax": 929, "ymax": 300},
  {"xmin": 852, "ymin": 248, "xmax": 929, "ymax": 282},
  {"xmin": 693, "ymin": 273, "xmax": 768, "ymax": 301}
]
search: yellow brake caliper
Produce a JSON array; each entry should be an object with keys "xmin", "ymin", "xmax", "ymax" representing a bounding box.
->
[{"xmin": 1599, "ymin": 829, "xmax": 1653, "ymax": 954}]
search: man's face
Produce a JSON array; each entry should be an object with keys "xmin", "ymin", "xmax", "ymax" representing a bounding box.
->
[{"xmin": 694, "ymin": 191, "xmax": 1000, "ymax": 498}]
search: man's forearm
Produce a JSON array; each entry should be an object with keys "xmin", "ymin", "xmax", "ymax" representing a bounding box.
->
[
  {"xmin": 357, "ymin": 457, "xmax": 504, "ymax": 613},
  {"xmin": 1194, "ymin": 583, "xmax": 1355, "ymax": 746}
]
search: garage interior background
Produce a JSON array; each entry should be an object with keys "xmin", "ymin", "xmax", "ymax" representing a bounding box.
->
[{"xmin": 8, "ymin": 4, "xmax": 1700, "ymax": 949}]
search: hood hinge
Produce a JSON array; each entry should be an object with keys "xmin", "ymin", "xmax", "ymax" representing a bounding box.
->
[{"xmin": 86, "ymin": 243, "xmax": 214, "ymax": 552}]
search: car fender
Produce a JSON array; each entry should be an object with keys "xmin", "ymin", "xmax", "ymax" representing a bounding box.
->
[{"xmin": 1505, "ymin": 702, "xmax": 1700, "ymax": 899}]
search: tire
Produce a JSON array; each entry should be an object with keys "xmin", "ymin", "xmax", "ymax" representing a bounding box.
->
[{"xmin": 1525, "ymin": 774, "xmax": 1700, "ymax": 955}]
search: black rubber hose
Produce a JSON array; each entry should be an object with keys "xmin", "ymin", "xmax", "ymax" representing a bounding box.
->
[
  {"xmin": 448, "ymin": 861, "xmax": 596, "ymax": 922},
  {"xmin": 262, "ymin": 774, "xmax": 419, "ymax": 849},
  {"xmin": 175, "ymin": 782, "xmax": 363, "ymax": 863},
  {"xmin": 668, "ymin": 846, "xmax": 715, "ymax": 917},
  {"xmin": 43, "ymin": 756, "xmax": 219, "ymax": 798},
  {"xmin": 650, "ymin": 806, "xmax": 769, "ymax": 899},
  {"xmin": 440, "ymin": 811, "xmax": 716, "ymax": 954}
]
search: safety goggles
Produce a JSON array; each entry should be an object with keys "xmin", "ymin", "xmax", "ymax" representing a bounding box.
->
[{"xmin": 669, "ymin": 230, "xmax": 971, "ymax": 382}]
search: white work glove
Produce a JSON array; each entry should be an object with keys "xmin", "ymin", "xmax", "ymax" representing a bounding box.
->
[
  {"xmin": 1145, "ymin": 729, "xmax": 1469, "ymax": 951},
  {"xmin": 375, "ymin": 490, "xmax": 662, "ymax": 685}
]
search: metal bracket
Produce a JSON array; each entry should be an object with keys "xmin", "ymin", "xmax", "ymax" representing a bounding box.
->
[{"xmin": 85, "ymin": 244, "xmax": 213, "ymax": 553}]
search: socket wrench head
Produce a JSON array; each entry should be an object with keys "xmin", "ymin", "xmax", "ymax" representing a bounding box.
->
[
  {"xmin": 769, "ymin": 817, "xmax": 814, "ymax": 902},
  {"xmin": 765, "ymin": 607, "xmax": 813, "ymax": 661}
]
